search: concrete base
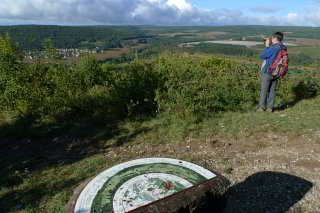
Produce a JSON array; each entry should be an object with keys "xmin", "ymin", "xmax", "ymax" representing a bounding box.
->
[{"xmin": 128, "ymin": 176, "xmax": 230, "ymax": 213}]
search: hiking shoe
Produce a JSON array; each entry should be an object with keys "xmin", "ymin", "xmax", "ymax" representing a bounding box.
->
[
  {"xmin": 266, "ymin": 108, "xmax": 273, "ymax": 113},
  {"xmin": 257, "ymin": 108, "xmax": 265, "ymax": 112}
]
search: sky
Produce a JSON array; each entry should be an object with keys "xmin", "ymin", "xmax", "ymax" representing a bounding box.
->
[{"xmin": 0, "ymin": 0, "xmax": 319, "ymax": 26}]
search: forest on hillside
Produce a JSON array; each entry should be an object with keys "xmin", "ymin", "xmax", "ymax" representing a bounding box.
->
[{"xmin": 0, "ymin": 25, "xmax": 152, "ymax": 51}]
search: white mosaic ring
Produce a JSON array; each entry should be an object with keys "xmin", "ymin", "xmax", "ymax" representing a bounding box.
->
[{"xmin": 74, "ymin": 158, "xmax": 216, "ymax": 213}]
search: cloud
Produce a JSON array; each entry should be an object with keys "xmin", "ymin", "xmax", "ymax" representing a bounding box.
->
[
  {"xmin": 0, "ymin": 0, "xmax": 319, "ymax": 26},
  {"xmin": 303, "ymin": 0, "xmax": 320, "ymax": 26},
  {"xmin": 166, "ymin": 0, "xmax": 192, "ymax": 11},
  {"xmin": 250, "ymin": 6, "xmax": 283, "ymax": 13},
  {"xmin": 307, "ymin": 11, "xmax": 320, "ymax": 26}
]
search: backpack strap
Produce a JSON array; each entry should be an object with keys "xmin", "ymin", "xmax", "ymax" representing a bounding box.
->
[{"xmin": 271, "ymin": 46, "xmax": 283, "ymax": 68}]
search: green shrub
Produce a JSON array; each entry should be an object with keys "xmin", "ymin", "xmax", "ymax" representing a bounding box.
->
[
  {"xmin": 0, "ymin": 34, "xmax": 25, "ymax": 112},
  {"xmin": 277, "ymin": 70, "xmax": 320, "ymax": 107},
  {"xmin": 41, "ymin": 55, "xmax": 116, "ymax": 116},
  {"xmin": 153, "ymin": 54, "xmax": 260, "ymax": 120},
  {"xmin": 107, "ymin": 61, "xmax": 159, "ymax": 116}
]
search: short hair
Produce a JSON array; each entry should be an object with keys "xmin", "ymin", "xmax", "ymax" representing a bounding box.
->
[{"xmin": 272, "ymin": 32, "xmax": 284, "ymax": 42}]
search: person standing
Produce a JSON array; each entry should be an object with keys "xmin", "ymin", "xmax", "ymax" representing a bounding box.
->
[{"xmin": 258, "ymin": 32, "xmax": 286, "ymax": 112}]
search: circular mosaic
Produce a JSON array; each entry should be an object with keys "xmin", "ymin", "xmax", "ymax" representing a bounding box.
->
[{"xmin": 74, "ymin": 158, "xmax": 216, "ymax": 213}]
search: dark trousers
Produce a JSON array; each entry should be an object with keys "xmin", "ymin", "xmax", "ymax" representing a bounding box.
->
[{"xmin": 259, "ymin": 74, "xmax": 277, "ymax": 110}]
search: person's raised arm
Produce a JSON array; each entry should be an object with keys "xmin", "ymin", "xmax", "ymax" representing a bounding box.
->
[
  {"xmin": 260, "ymin": 38, "xmax": 274, "ymax": 59},
  {"xmin": 260, "ymin": 47, "xmax": 274, "ymax": 59}
]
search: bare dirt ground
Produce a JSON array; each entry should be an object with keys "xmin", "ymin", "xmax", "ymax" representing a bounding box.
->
[{"xmin": 90, "ymin": 133, "xmax": 320, "ymax": 213}]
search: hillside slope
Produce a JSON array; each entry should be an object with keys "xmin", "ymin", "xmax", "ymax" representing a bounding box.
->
[{"xmin": 1, "ymin": 96, "xmax": 319, "ymax": 212}]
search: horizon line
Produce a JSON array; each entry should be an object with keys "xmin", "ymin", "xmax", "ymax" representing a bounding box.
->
[{"xmin": 0, "ymin": 24, "xmax": 319, "ymax": 28}]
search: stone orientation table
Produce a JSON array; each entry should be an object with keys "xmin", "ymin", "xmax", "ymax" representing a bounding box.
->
[{"xmin": 71, "ymin": 158, "xmax": 230, "ymax": 213}]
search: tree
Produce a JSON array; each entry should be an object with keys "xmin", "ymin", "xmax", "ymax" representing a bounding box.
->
[
  {"xmin": 0, "ymin": 34, "xmax": 24, "ymax": 111},
  {"xmin": 77, "ymin": 54, "xmax": 104, "ymax": 87},
  {"xmin": 43, "ymin": 38, "xmax": 60, "ymax": 60}
]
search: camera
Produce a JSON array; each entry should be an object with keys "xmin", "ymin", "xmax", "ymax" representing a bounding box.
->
[{"xmin": 264, "ymin": 37, "xmax": 272, "ymax": 46}]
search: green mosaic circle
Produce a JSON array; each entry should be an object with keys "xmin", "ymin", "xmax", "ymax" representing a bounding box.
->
[
  {"xmin": 92, "ymin": 163, "xmax": 206, "ymax": 212},
  {"xmin": 74, "ymin": 158, "xmax": 216, "ymax": 213}
]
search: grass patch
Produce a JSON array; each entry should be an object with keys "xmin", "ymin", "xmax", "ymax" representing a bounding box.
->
[{"xmin": 201, "ymin": 98, "xmax": 320, "ymax": 140}]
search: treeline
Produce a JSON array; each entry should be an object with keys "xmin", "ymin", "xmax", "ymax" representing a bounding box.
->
[
  {"xmin": 184, "ymin": 43, "xmax": 259, "ymax": 57},
  {"xmin": 0, "ymin": 25, "xmax": 149, "ymax": 51}
]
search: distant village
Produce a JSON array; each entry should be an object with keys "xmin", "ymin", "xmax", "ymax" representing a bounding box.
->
[
  {"xmin": 23, "ymin": 38, "xmax": 148, "ymax": 60},
  {"xmin": 24, "ymin": 47, "xmax": 104, "ymax": 60}
]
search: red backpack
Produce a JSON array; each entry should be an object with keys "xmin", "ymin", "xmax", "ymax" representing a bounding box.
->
[{"xmin": 268, "ymin": 45, "xmax": 289, "ymax": 79}]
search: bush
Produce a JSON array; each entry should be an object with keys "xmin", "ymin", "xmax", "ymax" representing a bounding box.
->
[
  {"xmin": 107, "ymin": 61, "xmax": 159, "ymax": 116},
  {"xmin": 277, "ymin": 71, "xmax": 320, "ymax": 107},
  {"xmin": 0, "ymin": 50, "xmax": 113, "ymax": 117},
  {"xmin": 0, "ymin": 34, "xmax": 25, "ymax": 112},
  {"xmin": 153, "ymin": 54, "xmax": 260, "ymax": 120}
]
